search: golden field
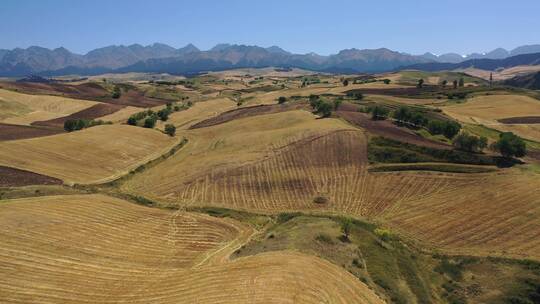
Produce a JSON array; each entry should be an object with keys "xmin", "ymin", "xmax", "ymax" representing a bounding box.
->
[
  {"xmin": 0, "ymin": 125, "xmax": 177, "ymax": 184},
  {"xmin": 0, "ymin": 194, "xmax": 383, "ymax": 304}
]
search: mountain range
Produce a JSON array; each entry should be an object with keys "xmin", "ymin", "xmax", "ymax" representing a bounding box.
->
[
  {"xmin": 419, "ymin": 45, "xmax": 540, "ymax": 63},
  {"xmin": 0, "ymin": 43, "xmax": 539, "ymax": 76}
]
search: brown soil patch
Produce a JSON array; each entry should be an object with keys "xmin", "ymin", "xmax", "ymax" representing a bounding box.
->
[
  {"xmin": 498, "ymin": 116, "xmax": 540, "ymax": 124},
  {"xmin": 0, "ymin": 123, "xmax": 63, "ymax": 141},
  {"xmin": 32, "ymin": 103, "xmax": 126, "ymax": 128},
  {"xmin": 336, "ymin": 106, "xmax": 451, "ymax": 150},
  {"xmin": 190, "ymin": 102, "xmax": 308, "ymax": 129},
  {"xmin": 0, "ymin": 81, "xmax": 168, "ymax": 107},
  {"xmin": 0, "ymin": 166, "xmax": 62, "ymax": 187},
  {"xmin": 344, "ymin": 86, "xmax": 438, "ymax": 97}
]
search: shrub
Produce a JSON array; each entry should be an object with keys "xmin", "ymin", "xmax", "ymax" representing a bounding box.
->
[
  {"xmin": 315, "ymin": 233, "xmax": 334, "ymax": 244},
  {"xmin": 382, "ymin": 79, "xmax": 391, "ymax": 84},
  {"xmin": 164, "ymin": 124, "xmax": 176, "ymax": 136},
  {"xmin": 374, "ymin": 228, "xmax": 392, "ymax": 241},
  {"xmin": 340, "ymin": 218, "xmax": 353, "ymax": 241},
  {"xmin": 127, "ymin": 116, "xmax": 138, "ymax": 126},
  {"xmin": 313, "ymin": 196, "xmax": 329, "ymax": 204},
  {"xmin": 64, "ymin": 119, "xmax": 109, "ymax": 132},
  {"xmin": 278, "ymin": 96, "xmax": 287, "ymax": 104}
]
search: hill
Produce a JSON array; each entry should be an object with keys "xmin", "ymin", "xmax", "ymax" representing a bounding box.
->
[
  {"xmin": 403, "ymin": 52, "xmax": 540, "ymax": 72},
  {"xmin": 504, "ymin": 71, "xmax": 540, "ymax": 89}
]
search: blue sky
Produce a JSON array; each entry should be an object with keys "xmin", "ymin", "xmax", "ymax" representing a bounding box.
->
[{"xmin": 1, "ymin": 0, "xmax": 539, "ymax": 56}]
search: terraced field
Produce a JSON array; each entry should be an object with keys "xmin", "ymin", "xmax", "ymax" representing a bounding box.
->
[
  {"xmin": 0, "ymin": 125, "xmax": 177, "ymax": 184},
  {"xmin": 0, "ymin": 194, "xmax": 383, "ymax": 304}
]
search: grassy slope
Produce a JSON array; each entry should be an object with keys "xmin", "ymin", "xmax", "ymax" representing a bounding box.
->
[{"xmin": 225, "ymin": 213, "xmax": 540, "ymax": 304}]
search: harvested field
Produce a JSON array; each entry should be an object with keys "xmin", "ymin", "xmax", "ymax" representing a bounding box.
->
[
  {"xmin": 0, "ymin": 88, "xmax": 97, "ymax": 125},
  {"xmin": 0, "ymin": 165, "xmax": 62, "ymax": 187},
  {"xmin": 443, "ymin": 94, "xmax": 540, "ymax": 123},
  {"xmin": 0, "ymin": 125, "xmax": 177, "ymax": 184},
  {"xmin": 157, "ymin": 97, "xmax": 237, "ymax": 130},
  {"xmin": 443, "ymin": 94, "xmax": 540, "ymax": 141},
  {"xmin": 0, "ymin": 123, "xmax": 63, "ymax": 141},
  {"xmin": 0, "ymin": 81, "xmax": 169, "ymax": 107},
  {"xmin": 190, "ymin": 102, "xmax": 308, "ymax": 129},
  {"xmin": 124, "ymin": 111, "xmax": 472, "ymax": 217},
  {"xmin": 0, "ymin": 194, "xmax": 382, "ymax": 304},
  {"xmin": 96, "ymin": 105, "xmax": 142, "ymax": 123},
  {"xmin": 382, "ymin": 171, "xmax": 540, "ymax": 261},
  {"xmin": 336, "ymin": 103, "xmax": 451, "ymax": 150},
  {"xmin": 32, "ymin": 103, "xmax": 126, "ymax": 128},
  {"xmin": 498, "ymin": 116, "xmax": 540, "ymax": 124}
]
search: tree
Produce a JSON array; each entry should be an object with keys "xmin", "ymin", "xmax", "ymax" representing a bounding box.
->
[
  {"xmin": 458, "ymin": 77, "xmax": 465, "ymax": 87},
  {"xmin": 157, "ymin": 108, "xmax": 171, "ymax": 121},
  {"xmin": 333, "ymin": 99, "xmax": 342, "ymax": 110},
  {"xmin": 164, "ymin": 124, "xmax": 176, "ymax": 137},
  {"xmin": 316, "ymin": 101, "xmax": 333, "ymax": 117},
  {"xmin": 127, "ymin": 116, "xmax": 137, "ymax": 126},
  {"xmin": 278, "ymin": 96, "xmax": 287, "ymax": 104},
  {"xmin": 143, "ymin": 116, "xmax": 157, "ymax": 128},
  {"xmin": 370, "ymin": 105, "xmax": 389, "ymax": 120},
  {"xmin": 441, "ymin": 80, "xmax": 448, "ymax": 88},
  {"xmin": 340, "ymin": 218, "xmax": 353, "ymax": 241},
  {"xmin": 393, "ymin": 106, "xmax": 412, "ymax": 123},
  {"xmin": 112, "ymin": 86, "xmax": 121, "ymax": 99},
  {"xmin": 489, "ymin": 73, "xmax": 493, "ymax": 87},
  {"xmin": 342, "ymin": 79, "xmax": 349, "ymax": 86},
  {"xmin": 491, "ymin": 132, "xmax": 526, "ymax": 158},
  {"xmin": 417, "ymin": 78, "xmax": 424, "ymax": 88},
  {"xmin": 453, "ymin": 80, "xmax": 458, "ymax": 89},
  {"xmin": 453, "ymin": 132, "xmax": 488, "ymax": 152},
  {"xmin": 442, "ymin": 121, "xmax": 461, "ymax": 139},
  {"xmin": 383, "ymin": 79, "xmax": 391, "ymax": 85},
  {"xmin": 64, "ymin": 119, "xmax": 78, "ymax": 132}
]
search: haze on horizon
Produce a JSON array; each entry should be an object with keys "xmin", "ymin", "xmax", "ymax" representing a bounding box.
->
[{"xmin": 1, "ymin": 0, "xmax": 539, "ymax": 56}]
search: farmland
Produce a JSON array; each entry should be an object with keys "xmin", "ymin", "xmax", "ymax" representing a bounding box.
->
[
  {"xmin": 0, "ymin": 125, "xmax": 177, "ymax": 184},
  {"xmin": 442, "ymin": 94, "xmax": 540, "ymax": 142},
  {"xmin": 0, "ymin": 88, "xmax": 97, "ymax": 125},
  {"xmin": 2, "ymin": 69, "xmax": 540, "ymax": 303},
  {"xmin": 0, "ymin": 194, "xmax": 383, "ymax": 304}
]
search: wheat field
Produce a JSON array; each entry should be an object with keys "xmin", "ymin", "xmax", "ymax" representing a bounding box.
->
[
  {"xmin": 0, "ymin": 125, "xmax": 178, "ymax": 184},
  {"xmin": 0, "ymin": 194, "xmax": 383, "ymax": 304},
  {"xmin": 0, "ymin": 88, "xmax": 97, "ymax": 125}
]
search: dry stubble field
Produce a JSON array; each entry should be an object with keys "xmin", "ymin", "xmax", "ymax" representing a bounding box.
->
[
  {"xmin": 0, "ymin": 194, "xmax": 383, "ymax": 304},
  {"xmin": 0, "ymin": 125, "xmax": 178, "ymax": 184},
  {"xmin": 123, "ymin": 109, "xmax": 540, "ymax": 260}
]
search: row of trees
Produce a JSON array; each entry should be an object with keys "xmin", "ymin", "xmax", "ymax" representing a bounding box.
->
[
  {"xmin": 417, "ymin": 78, "xmax": 465, "ymax": 89},
  {"xmin": 453, "ymin": 131, "xmax": 526, "ymax": 158},
  {"xmin": 127, "ymin": 102, "xmax": 189, "ymax": 129},
  {"xmin": 64, "ymin": 119, "xmax": 111, "ymax": 132},
  {"xmin": 393, "ymin": 106, "xmax": 461, "ymax": 139}
]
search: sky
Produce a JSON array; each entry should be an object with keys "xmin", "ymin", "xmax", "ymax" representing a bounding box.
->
[{"xmin": 1, "ymin": 0, "xmax": 539, "ymax": 56}]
